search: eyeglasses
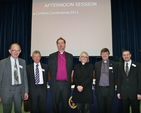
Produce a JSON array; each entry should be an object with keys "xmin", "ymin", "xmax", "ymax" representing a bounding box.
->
[
  {"xmin": 11, "ymin": 50, "xmax": 21, "ymax": 52},
  {"xmin": 81, "ymin": 56, "xmax": 88, "ymax": 59}
]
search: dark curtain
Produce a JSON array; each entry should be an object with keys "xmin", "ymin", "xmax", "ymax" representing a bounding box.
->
[
  {"xmin": 0, "ymin": 0, "xmax": 141, "ymax": 65},
  {"xmin": 111, "ymin": 0, "xmax": 141, "ymax": 62},
  {"xmin": 0, "ymin": 0, "xmax": 32, "ymax": 64}
]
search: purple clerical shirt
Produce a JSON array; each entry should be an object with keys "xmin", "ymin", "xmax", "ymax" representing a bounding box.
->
[{"xmin": 56, "ymin": 52, "xmax": 68, "ymax": 81}]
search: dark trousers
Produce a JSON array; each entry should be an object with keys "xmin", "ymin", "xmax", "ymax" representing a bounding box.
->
[
  {"xmin": 121, "ymin": 98, "xmax": 140, "ymax": 113},
  {"xmin": 97, "ymin": 87, "xmax": 114, "ymax": 113},
  {"xmin": 50, "ymin": 81, "xmax": 70, "ymax": 113},
  {"xmin": 29, "ymin": 85, "xmax": 47, "ymax": 113},
  {"xmin": 77, "ymin": 103, "xmax": 90, "ymax": 113}
]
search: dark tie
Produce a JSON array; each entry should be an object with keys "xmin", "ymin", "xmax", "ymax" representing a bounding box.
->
[
  {"xmin": 14, "ymin": 60, "xmax": 19, "ymax": 85},
  {"xmin": 35, "ymin": 64, "xmax": 40, "ymax": 84},
  {"xmin": 125, "ymin": 63, "xmax": 129, "ymax": 76}
]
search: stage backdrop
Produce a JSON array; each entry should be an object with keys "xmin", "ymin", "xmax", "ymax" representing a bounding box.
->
[{"xmin": 0, "ymin": 0, "xmax": 141, "ymax": 65}]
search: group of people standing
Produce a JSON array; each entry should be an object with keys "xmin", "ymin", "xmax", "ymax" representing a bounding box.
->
[{"xmin": 0, "ymin": 37, "xmax": 141, "ymax": 113}]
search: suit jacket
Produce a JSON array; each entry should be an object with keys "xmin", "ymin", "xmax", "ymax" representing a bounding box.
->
[
  {"xmin": 26, "ymin": 63, "xmax": 48, "ymax": 97},
  {"xmin": 72, "ymin": 63, "xmax": 94, "ymax": 103},
  {"xmin": 94, "ymin": 60, "xmax": 118, "ymax": 96},
  {"xmin": 0, "ymin": 57, "xmax": 28, "ymax": 104},
  {"xmin": 48, "ymin": 51, "xmax": 73, "ymax": 90},
  {"xmin": 117, "ymin": 61, "xmax": 141, "ymax": 99}
]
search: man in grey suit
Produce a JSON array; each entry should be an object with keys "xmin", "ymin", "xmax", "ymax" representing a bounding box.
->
[
  {"xmin": 0, "ymin": 43, "xmax": 28, "ymax": 113},
  {"xmin": 48, "ymin": 37, "xmax": 73, "ymax": 113}
]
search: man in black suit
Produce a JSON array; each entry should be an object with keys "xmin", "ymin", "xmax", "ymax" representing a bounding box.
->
[
  {"xmin": 117, "ymin": 49, "xmax": 141, "ymax": 113},
  {"xmin": 48, "ymin": 37, "xmax": 73, "ymax": 113},
  {"xmin": 94, "ymin": 48, "xmax": 118, "ymax": 113},
  {"xmin": 27, "ymin": 50, "xmax": 48, "ymax": 113}
]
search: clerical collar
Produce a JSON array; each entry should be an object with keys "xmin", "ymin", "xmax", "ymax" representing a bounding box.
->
[
  {"xmin": 103, "ymin": 59, "xmax": 109, "ymax": 63},
  {"xmin": 58, "ymin": 51, "xmax": 65, "ymax": 54},
  {"xmin": 82, "ymin": 63, "xmax": 85, "ymax": 65},
  {"xmin": 104, "ymin": 61, "xmax": 107, "ymax": 63}
]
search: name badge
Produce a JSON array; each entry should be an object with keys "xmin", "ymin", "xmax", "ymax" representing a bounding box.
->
[
  {"xmin": 42, "ymin": 69, "xmax": 45, "ymax": 71},
  {"xmin": 109, "ymin": 67, "xmax": 113, "ymax": 69},
  {"xmin": 132, "ymin": 64, "xmax": 136, "ymax": 67},
  {"xmin": 19, "ymin": 65, "xmax": 23, "ymax": 69}
]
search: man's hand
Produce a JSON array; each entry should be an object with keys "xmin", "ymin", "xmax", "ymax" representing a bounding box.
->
[
  {"xmin": 24, "ymin": 93, "xmax": 28, "ymax": 100},
  {"xmin": 137, "ymin": 94, "xmax": 141, "ymax": 100},
  {"xmin": 117, "ymin": 93, "xmax": 121, "ymax": 99},
  {"xmin": 0, "ymin": 97, "xmax": 1, "ymax": 103},
  {"xmin": 77, "ymin": 86, "xmax": 83, "ymax": 92}
]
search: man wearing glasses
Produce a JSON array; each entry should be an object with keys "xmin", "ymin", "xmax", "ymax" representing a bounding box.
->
[{"xmin": 0, "ymin": 43, "xmax": 28, "ymax": 113}]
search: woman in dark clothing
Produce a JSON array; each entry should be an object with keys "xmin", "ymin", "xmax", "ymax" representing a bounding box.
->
[{"xmin": 72, "ymin": 51, "xmax": 94, "ymax": 113}]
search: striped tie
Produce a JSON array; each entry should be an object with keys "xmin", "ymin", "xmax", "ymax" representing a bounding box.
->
[{"xmin": 35, "ymin": 64, "xmax": 40, "ymax": 84}]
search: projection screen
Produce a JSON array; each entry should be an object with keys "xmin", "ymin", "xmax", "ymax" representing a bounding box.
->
[{"xmin": 31, "ymin": 0, "xmax": 113, "ymax": 56}]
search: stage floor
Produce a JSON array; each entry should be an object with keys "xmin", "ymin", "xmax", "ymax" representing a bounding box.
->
[{"xmin": 45, "ymin": 85, "xmax": 123, "ymax": 113}]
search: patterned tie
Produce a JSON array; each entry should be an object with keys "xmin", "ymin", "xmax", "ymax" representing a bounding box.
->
[
  {"xmin": 125, "ymin": 63, "xmax": 129, "ymax": 76},
  {"xmin": 14, "ymin": 60, "xmax": 19, "ymax": 85},
  {"xmin": 35, "ymin": 64, "xmax": 40, "ymax": 84}
]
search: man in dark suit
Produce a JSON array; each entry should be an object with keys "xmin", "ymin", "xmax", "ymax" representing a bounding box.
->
[
  {"xmin": 0, "ymin": 43, "xmax": 28, "ymax": 113},
  {"xmin": 117, "ymin": 49, "xmax": 141, "ymax": 113},
  {"xmin": 94, "ymin": 48, "xmax": 118, "ymax": 113},
  {"xmin": 27, "ymin": 50, "xmax": 48, "ymax": 113},
  {"xmin": 48, "ymin": 37, "xmax": 73, "ymax": 113}
]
